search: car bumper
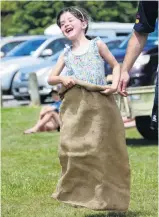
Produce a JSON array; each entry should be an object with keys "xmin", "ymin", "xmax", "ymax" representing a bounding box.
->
[
  {"xmin": 12, "ymin": 80, "xmax": 52, "ymax": 99},
  {"xmin": 1, "ymin": 69, "xmax": 18, "ymax": 93}
]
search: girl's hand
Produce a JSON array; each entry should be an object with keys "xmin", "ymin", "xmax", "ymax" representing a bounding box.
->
[
  {"xmin": 100, "ymin": 86, "xmax": 117, "ymax": 95},
  {"xmin": 60, "ymin": 76, "xmax": 76, "ymax": 88}
]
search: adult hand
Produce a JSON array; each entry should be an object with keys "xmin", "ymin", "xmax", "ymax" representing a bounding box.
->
[{"xmin": 118, "ymin": 72, "xmax": 130, "ymax": 97}]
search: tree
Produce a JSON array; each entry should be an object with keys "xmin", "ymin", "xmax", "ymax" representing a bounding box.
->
[{"xmin": 1, "ymin": 1, "xmax": 138, "ymax": 36}]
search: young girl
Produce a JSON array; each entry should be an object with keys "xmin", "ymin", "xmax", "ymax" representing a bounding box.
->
[{"xmin": 48, "ymin": 6, "xmax": 130, "ymax": 211}]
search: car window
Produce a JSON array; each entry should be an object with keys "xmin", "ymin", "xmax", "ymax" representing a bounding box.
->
[
  {"xmin": 1, "ymin": 41, "xmax": 25, "ymax": 54},
  {"xmin": 119, "ymin": 29, "xmax": 158, "ymax": 50},
  {"xmin": 45, "ymin": 38, "xmax": 70, "ymax": 55},
  {"xmin": 106, "ymin": 40, "xmax": 122, "ymax": 50},
  {"xmin": 6, "ymin": 39, "xmax": 47, "ymax": 57},
  {"xmin": 149, "ymin": 30, "xmax": 158, "ymax": 38}
]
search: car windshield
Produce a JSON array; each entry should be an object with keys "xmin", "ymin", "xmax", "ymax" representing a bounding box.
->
[
  {"xmin": 6, "ymin": 38, "xmax": 47, "ymax": 57},
  {"xmin": 118, "ymin": 29, "xmax": 158, "ymax": 49},
  {"xmin": 1, "ymin": 41, "xmax": 26, "ymax": 53}
]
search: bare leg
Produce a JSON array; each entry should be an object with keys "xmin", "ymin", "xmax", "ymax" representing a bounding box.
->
[
  {"xmin": 44, "ymin": 118, "xmax": 59, "ymax": 132},
  {"xmin": 51, "ymin": 112, "xmax": 61, "ymax": 127},
  {"xmin": 39, "ymin": 106, "xmax": 52, "ymax": 119},
  {"xmin": 24, "ymin": 112, "xmax": 55, "ymax": 134},
  {"xmin": 41, "ymin": 112, "xmax": 61, "ymax": 132}
]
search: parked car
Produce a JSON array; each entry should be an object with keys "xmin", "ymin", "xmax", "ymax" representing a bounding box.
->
[
  {"xmin": 2, "ymin": 35, "xmax": 51, "ymax": 61},
  {"xmin": 102, "ymin": 37, "xmax": 124, "ymax": 50},
  {"xmin": 12, "ymin": 65, "xmax": 69, "ymax": 102},
  {"xmin": 13, "ymin": 66, "xmax": 53, "ymax": 102},
  {"xmin": 11, "ymin": 51, "xmax": 61, "ymax": 100},
  {"xmin": 0, "ymin": 37, "xmax": 71, "ymax": 94},
  {"xmin": 129, "ymin": 46, "xmax": 158, "ymax": 87},
  {"xmin": 105, "ymin": 27, "xmax": 158, "ymax": 84},
  {"xmin": 0, "ymin": 35, "xmax": 47, "ymax": 58}
]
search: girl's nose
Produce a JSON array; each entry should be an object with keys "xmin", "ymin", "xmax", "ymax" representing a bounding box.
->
[{"xmin": 64, "ymin": 22, "xmax": 69, "ymax": 28}]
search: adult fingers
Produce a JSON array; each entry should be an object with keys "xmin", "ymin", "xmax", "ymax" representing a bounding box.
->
[
  {"xmin": 118, "ymin": 80, "xmax": 123, "ymax": 92},
  {"xmin": 121, "ymin": 80, "xmax": 128, "ymax": 93},
  {"xmin": 117, "ymin": 80, "xmax": 128, "ymax": 96},
  {"xmin": 121, "ymin": 80, "xmax": 128, "ymax": 96}
]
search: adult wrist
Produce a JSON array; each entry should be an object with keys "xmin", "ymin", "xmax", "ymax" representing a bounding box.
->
[{"xmin": 121, "ymin": 70, "xmax": 129, "ymax": 75}]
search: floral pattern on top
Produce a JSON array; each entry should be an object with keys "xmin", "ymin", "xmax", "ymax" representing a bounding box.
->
[{"xmin": 63, "ymin": 37, "xmax": 107, "ymax": 86}]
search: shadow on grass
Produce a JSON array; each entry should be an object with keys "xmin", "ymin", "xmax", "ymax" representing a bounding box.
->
[
  {"xmin": 85, "ymin": 210, "xmax": 141, "ymax": 217},
  {"xmin": 126, "ymin": 138, "xmax": 158, "ymax": 146}
]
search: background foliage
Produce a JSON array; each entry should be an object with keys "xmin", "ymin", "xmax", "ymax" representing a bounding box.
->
[{"xmin": 1, "ymin": 1, "xmax": 138, "ymax": 36}]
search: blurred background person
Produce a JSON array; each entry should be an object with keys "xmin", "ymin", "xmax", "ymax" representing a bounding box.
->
[{"xmin": 24, "ymin": 87, "xmax": 61, "ymax": 134}]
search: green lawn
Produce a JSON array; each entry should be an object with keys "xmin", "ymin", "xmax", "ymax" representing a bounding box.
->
[{"xmin": 1, "ymin": 107, "xmax": 158, "ymax": 217}]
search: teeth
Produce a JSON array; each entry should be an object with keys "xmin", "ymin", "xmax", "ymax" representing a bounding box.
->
[{"xmin": 66, "ymin": 28, "xmax": 73, "ymax": 33}]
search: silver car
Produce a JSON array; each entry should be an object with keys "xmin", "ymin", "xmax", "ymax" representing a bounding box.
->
[
  {"xmin": 11, "ymin": 51, "xmax": 61, "ymax": 101},
  {"xmin": 0, "ymin": 35, "xmax": 47, "ymax": 58},
  {"xmin": 0, "ymin": 36, "xmax": 70, "ymax": 94}
]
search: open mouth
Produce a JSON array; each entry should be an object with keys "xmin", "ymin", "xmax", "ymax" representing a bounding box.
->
[{"xmin": 65, "ymin": 28, "xmax": 73, "ymax": 34}]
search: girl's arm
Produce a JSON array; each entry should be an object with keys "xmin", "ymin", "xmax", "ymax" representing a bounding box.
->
[
  {"xmin": 48, "ymin": 52, "xmax": 65, "ymax": 85},
  {"xmin": 48, "ymin": 52, "xmax": 76, "ymax": 88},
  {"xmin": 97, "ymin": 40, "xmax": 120, "ymax": 92}
]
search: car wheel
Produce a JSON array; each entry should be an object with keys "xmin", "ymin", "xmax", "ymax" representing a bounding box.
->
[
  {"xmin": 135, "ymin": 116, "xmax": 158, "ymax": 140},
  {"xmin": 10, "ymin": 72, "xmax": 18, "ymax": 95}
]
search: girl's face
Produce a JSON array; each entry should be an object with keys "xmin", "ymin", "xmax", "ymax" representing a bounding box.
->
[
  {"xmin": 59, "ymin": 12, "xmax": 87, "ymax": 40},
  {"xmin": 51, "ymin": 92, "xmax": 60, "ymax": 101}
]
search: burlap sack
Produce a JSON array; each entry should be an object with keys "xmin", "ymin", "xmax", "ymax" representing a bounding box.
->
[{"xmin": 52, "ymin": 80, "xmax": 130, "ymax": 211}]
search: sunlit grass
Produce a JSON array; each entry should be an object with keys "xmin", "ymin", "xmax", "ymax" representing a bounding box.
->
[{"xmin": 2, "ymin": 107, "xmax": 158, "ymax": 217}]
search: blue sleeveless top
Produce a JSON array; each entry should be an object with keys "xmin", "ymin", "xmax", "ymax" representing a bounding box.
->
[
  {"xmin": 63, "ymin": 37, "xmax": 106, "ymax": 86},
  {"xmin": 50, "ymin": 101, "xmax": 62, "ymax": 113}
]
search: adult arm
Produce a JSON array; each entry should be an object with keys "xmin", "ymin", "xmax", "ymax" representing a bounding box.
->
[
  {"xmin": 118, "ymin": 31, "xmax": 148, "ymax": 96},
  {"xmin": 118, "ymin": 1, "xmax": 158, "ymax": 96}
]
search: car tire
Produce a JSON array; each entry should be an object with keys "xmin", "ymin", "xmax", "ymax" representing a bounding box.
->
[
  {"xmin": 10, "ymin": 72, "xmax": 18, "ymax": 96},
  {"xmin": 135, "ymin": 116, "xmax": 158, "ymax": 140}
]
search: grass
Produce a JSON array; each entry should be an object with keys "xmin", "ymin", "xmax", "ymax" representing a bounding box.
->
[{"xmin": 1, "ymin": 107, "xmax": 158, "ymax": 217}]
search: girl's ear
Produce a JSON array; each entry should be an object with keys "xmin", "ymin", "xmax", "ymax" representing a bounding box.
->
[{"xmin": 82, "ymin": 21, "xmax": 88, "ymax": 30}]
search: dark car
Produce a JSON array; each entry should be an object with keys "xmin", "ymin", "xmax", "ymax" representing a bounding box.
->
[
  {"xmin": 105, "ymin": 28, "xmax": 158, "ymax": 86},
  {"xmin": 129, "ymin": 46, "xmax": 158, "ymax": 87}
]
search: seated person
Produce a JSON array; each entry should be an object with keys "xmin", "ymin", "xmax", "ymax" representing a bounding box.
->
[{"xmin": 24, "ymin": 88, "xmax": 61, "ymax": 134}]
